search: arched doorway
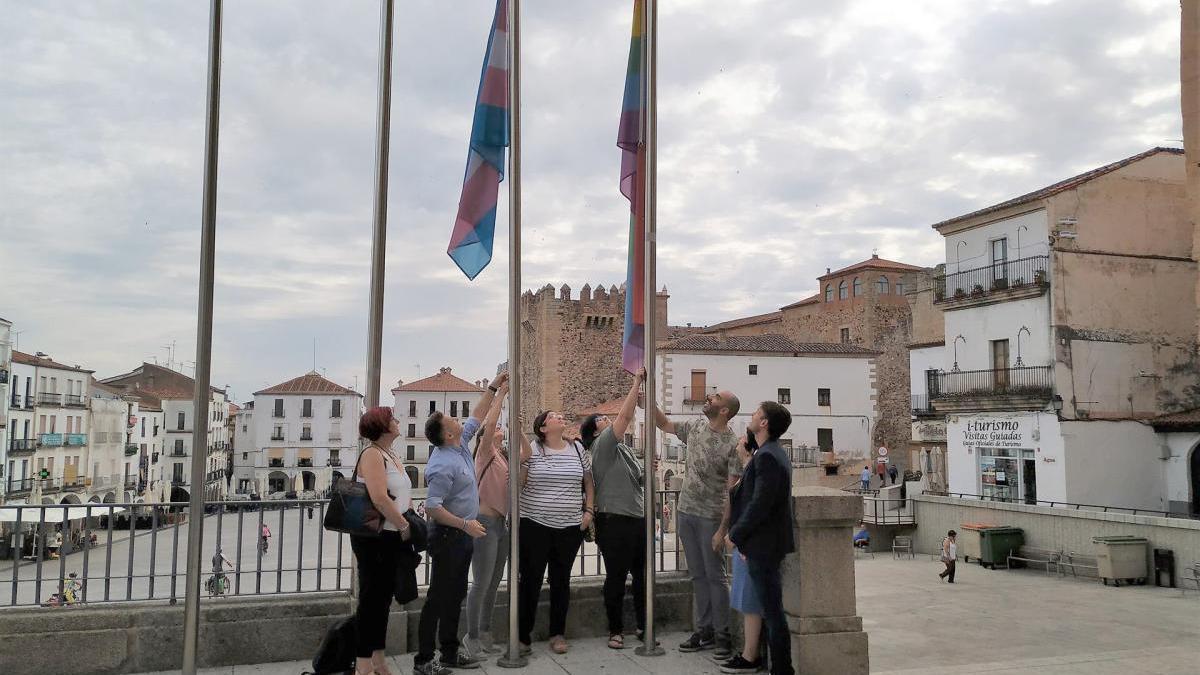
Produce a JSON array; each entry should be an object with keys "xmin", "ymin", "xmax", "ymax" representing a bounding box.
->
[
  {"xmin": 405, "ymin": 466, "xmax": 419, "ymax": 489},
  {"xmin": 267, "ymin": 471, "xmax": 289, "ymax": 494},
  {"xmin": 60, "ymin": 494, "xmax": 81, "ymax": 505},
  {"xmin": 102, "ymin": 492, "xmax": 117, "ymax": 504}
]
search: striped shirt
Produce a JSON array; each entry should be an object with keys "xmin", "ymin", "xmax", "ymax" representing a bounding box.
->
[{"xmin": 520, "ymin": 440, "xmax": 592, "ymax": 529}]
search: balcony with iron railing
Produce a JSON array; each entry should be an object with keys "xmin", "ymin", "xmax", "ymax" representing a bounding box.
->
[
  {"xmin": 268, "ymin": 458, "xmax": 284, "ymax": 468},
  {"xmin": 911, "ymin": 394, "xmax": 938, "ymax": 416},
  {"xmin": 930, "ymin": 365, "xmax": 1055, "ymax": 412},
  {"xmin": 11, "ymin": 395, "xmax": 34, "ymax": 410},
  {"xmin": 39, "ymin": 433, "xmax": 64, "ymax": 448},
  {"xmin": 64, "ymin": 393, "xmax": 85, "ymax": 408},
  {"xmin": 6, "ymin": 478, "xmax": 33, "ymax": 494},
  {"xmin": 297, "ymin": 458, "xmax": 314, "ymax": 468},
  {"xmin": 36, "ymin": 392, "xmax": 63, "ymax": 407},
  {"xmin": 934, "ymin": 255, "xmax": 1049, "ymax": 308},
  {"xmin": 327, "ymin": 458, "xmax": 342, "ymax": 467},
  {"xmin": 299, "ymin": 433, "xmax": 313, "ymax": 441},
  {"xmin": 63, "ymin": 476, "xmax": 87, "ymax": 491},
  {"xmin": 683, "ymin": 385, "xmax": 717, "ymax": 404},
  {"xmin": 9, "ymin": 439, "xmax": 36, "ymax": 455},
  {"xmin": 66, "ymin": 433, "xmax": 87, "ymax": 447},
  {"xmin": 270, "ymin": 434, "xmax": 285, "ymax": 441}
]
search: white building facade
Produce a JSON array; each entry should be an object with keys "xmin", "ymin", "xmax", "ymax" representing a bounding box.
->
[
  {"xmin": 392, "ymin": 368, "xmax": 486, "ymax": 489},
  {"xmin": 656, "ymin": 334, "xmax": 879, "ymax": 486},
  {"xmin": 231, "ymin": 403, "xmax": 255, "ymax": 495},
  {"xmin": 249, "ymin": 373, "xmax": 362, "ymax": 497},
  {"xmin": 7, "ymin": 351, "xmax": 94, "ymax": 505},
  {"xmin": 929, "ymin": 148, "xmax": 1199, "ymax": 513},
  {"xmin": 0, "ymin": 318, "xmax": 11, "ymax": 501}
]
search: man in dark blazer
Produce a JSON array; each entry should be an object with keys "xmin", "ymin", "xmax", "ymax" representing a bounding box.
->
[{"xmin": 728, "ymin": 401, "xmax": 795, "ymax": 675}]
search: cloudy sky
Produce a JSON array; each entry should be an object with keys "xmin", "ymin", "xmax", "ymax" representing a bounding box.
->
[{"xmin": 1, "ymin": 0, "xmax": 1183, "ymax": 404}]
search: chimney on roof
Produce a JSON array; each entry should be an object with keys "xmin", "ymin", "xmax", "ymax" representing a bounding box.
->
[
  {"xmin": 36, "ymin": 352, "xmax": 47, "ymax": 358},
  {"xmin": 872, "ymin": 252, "xmax": 879, "ymax": 259},
  {"xmin": 482, "ymin": 378, "xmax": 489, "ymax": 390},
  {"xmin": 439, "ymin": 367, "xmax": 451, "ymax": 374},
  {"xmin": 826, "ymin": 268, "xmax": 830, "ymax": 275}
]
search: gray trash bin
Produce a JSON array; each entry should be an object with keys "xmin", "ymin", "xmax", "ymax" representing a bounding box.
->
[{"xmin": 1092, "ymin": 536, "xmax": 1149, "ymax": 586}]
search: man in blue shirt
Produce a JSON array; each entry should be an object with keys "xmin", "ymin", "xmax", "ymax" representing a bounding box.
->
[{"xmin": 415, "ymin": 372, "xmax": 507, "ymax": 675}]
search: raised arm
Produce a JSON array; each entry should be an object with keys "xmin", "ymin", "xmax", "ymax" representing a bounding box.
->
[
  {"xmin": 611, "ymin": 368, "xmax": 646, "ymax": 439},
  {"xmin": 471, "ymin": 371, "xmax": 509, "ymax": 424},
  {"xmin": 476, "ymin": 379, "xmax": 509, "ymax": 464},
  {"xmin": 654, "ymin": 405, "xmax": 677, "ymax": 436}
]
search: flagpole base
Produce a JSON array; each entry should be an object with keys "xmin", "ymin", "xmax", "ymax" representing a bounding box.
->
[
  {"xmin": 496, "ymin": 654, "xmax": 529, "ymax": 668},
  {"xmin": 634, "ymin": 645, "xmax": 665, "ymax": 657}
]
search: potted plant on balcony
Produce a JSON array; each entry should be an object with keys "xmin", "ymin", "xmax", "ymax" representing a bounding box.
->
[
  {"xmin": 1034, "ymin": 269, "xmax": 1047, "ymax": 286},
  {"xmin": 934, "ymin": 289, "xmax": 945, "ymax": 301},
  {"xmin": 990, "ymin": 277, "xmax": 1009, "ymax": 291},
  {"xmin": 954, "ymin": 287, "xmax": 967, "ymax": 299},
  {"xmin": 1012, "ymin": 276, "xmax": 1026, "ymax": 288},
  {"xmin": 970, "ymin": 283, "xmax": 985, "ymax": 297}
]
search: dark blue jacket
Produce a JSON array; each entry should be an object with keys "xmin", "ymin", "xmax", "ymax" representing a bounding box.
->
[{"xmin": 729, "ymin": 440, "xmax": 795, "ymax": 563}]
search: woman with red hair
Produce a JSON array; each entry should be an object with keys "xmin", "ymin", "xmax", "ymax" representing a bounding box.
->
[{"xmin": 352, "ymin": 406, "xmax": 413, "ymax": 675}]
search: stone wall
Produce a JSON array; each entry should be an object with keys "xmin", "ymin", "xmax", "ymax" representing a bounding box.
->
[
  {"xmin": 911, "ymin": 493, "xmax": 1200, "ymax": 574},
  {"xmin": 520, "ymin": 283, "xmax": 670, "ymax": 427}
]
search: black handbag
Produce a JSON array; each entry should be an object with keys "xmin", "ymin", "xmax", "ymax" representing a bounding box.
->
[{"xmin": 323, "ymin": 449, "xmax": 387, "ymax": 537}]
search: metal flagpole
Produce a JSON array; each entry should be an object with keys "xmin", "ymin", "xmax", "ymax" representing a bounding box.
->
[
  {"xmin": 182, "ymin": 0, "xmax": 223, "ymax": 672},
  {"xmin": 635, "ymin": 0, "xmax": 663, "ymax": 658},
  {"xmin": 365, "ymin": 0, "xmax": 395, "ymax": 409},
  {"xmin": 497, "ymin": 0, "xmax": 527, "ymax": 668}
]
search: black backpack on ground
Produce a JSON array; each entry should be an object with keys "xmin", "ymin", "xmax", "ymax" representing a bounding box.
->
[{"xmin": 305, "ymin": 615, "xmax": 357, "ymax": 675}]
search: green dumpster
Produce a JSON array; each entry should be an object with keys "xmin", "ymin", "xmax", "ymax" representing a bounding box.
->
[
  {"xmin": 978, "ymin": 527, "xmax": 1024, "ymax": 569},
  {"xmin": 1092, "ymin": 536, "xmax": 1149, "ymax": 586}
]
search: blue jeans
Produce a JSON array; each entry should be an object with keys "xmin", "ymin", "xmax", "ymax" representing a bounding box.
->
[
  {"xmin": 748, "ymin": 556, "xmax": 792, "ymax": 675},
  {"xmin": 677, "ymin": 510, "xmax": 730, "ymax": 636}
]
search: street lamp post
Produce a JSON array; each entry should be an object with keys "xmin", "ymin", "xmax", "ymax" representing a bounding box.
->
[
  {"xmin": 952, "ymin": 334, "xmax": 966, "ymax": 372},
  {"xmin": 1015, "ymin": 326, "xmax": 1030, "ymax": 367}
]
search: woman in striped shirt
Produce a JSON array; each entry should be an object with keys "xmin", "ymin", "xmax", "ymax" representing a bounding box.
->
[{"xmin": 516, "ymin": 410, "xmax": 595, "ymax": 655}]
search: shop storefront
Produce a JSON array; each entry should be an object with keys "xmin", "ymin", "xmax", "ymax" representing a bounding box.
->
[{"xmin": 947, "ymin": 412, "xmax": 1064, "ymax": 504}]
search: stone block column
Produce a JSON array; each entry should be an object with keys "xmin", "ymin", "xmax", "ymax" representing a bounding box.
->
[{"xmin": 782, "ymin": 486, "xmax": 869, "ymax": 674}]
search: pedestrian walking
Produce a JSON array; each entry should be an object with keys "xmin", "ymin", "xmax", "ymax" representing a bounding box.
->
[
  {"xmin": 716, "ymin": 432, "xmax": 764, "ymax": 674},
  {"xmin": 888, "ymin": 464, "xmax": 899, "ymax": 486},
  {"xmin": 654, "ymin": 390, "xmax": 741, "ymax": 659},
  {"xmin": 939, "ymin": 530, "xmax": 957, "ymax": 583},
  {"xmin": 516, "ymin": 403, "xmax": 595, "ymax": 655},
  {"xmin": 729, "ymin": 402, "xmax": 796, "ymax": 675},
  {"xmin": 414, "ymin": 372, "xmax": 506, "ymax": 675},
  {"xmin": 875, "ymin": 456, "xmax": 888, "ymax": 487},
  {"xmin": 585, "ymin": 369, "xmax": 651, "ymax": 650},
  {"xmin": 463, "ymin": 377, "xmax": 512, "ymax": 659},
  {"xmin": 307, "ymin": 504, "xmax": 314, "ymax": 520},
  {"xmin": 859, "ymin": 466, "xmax": 870, "ymax": 492},
  {"xmin": 350, "ymin": 406, "xmax": 415, "ymax": 675}
]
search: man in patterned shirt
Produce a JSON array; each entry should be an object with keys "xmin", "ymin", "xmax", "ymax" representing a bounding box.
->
[{"xmin": 655, "ymin": 391, "xmax": 741, "ymax": 658}]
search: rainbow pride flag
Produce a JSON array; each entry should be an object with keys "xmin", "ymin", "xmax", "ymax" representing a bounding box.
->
[
  {"xmin": 618, "ymin": 0, "xmax": 645, "ymax": 374},
  {"xmin": 448, "ymin": 0, "xmax": 509, "ymax": 280}
]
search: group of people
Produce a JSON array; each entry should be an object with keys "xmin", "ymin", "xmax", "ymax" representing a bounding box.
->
[{"xmin": 346, "ymin": 368, "xmax": 799, "ymax": 675}]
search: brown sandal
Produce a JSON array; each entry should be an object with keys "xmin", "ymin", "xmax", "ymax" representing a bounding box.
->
[{"xmin": 607, "ymin": 634, "xmax": 625, "ymax": 650}]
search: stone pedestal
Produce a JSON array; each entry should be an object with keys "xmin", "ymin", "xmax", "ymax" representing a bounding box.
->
[{"xmin": 783, "ymin": 486, "xmax": 869, "ymax": 674}]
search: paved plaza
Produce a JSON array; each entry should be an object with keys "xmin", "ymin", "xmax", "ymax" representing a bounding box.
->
[{"xmin": 133, "ymin": 554, "xmax": 1199, "ymax": 675}]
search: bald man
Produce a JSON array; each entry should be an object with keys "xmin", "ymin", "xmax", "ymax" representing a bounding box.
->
[{"xmin": 655, "ymin": 390, "xmax": 742, "ymax": 659}]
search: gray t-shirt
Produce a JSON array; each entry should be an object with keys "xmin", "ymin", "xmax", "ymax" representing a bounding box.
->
[
  {"xmin": 590, "ymin": 427, "xmax": 645, "ymax": 519},
  {"xmin": 675, "ymin": 419, "xmax": 740, "ymax": 520}
]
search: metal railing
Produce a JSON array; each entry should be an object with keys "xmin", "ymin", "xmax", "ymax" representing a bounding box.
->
[
  {"xmin": 911, "ymin": 394, "xmax": 936, "ymax": 415},
  {"xmin": 64, "ymin": 394, "xmax": 85, "ymax": 408},
  {"xmin": 8, "ymin": 439, "xmax": 36, "ymax": 454},
  {"xmin": 932, "ymin": 365, "xmax": 1053, "ymax": 399},
  {"xmin": 5, "ymin": 479, "xmax": 33, "ymax": 494},
  {"xmin": 862, "ymin": 497, "xmax": 915, "ymax": 525},
  {"xmin": 683, "ymin": 385, "xmax": 716, "ymax": 403},
  {"xmin": 934, "ymin": 255, "xmax": 1048, "ymax": 302},
  {"xmin": 0, "ymin": 490, "xmax": 684, "ymax": 608},
  {"xmin": 925, "ymin": 490, "xmax": 1200, "ymax": 520},
  {"xmin": 36, "ymin": 392, "xmax": 63, "ymax": 406},
  {"xmin": 787, "ymin": 445, "xmax": 822, "ymax": 467}
]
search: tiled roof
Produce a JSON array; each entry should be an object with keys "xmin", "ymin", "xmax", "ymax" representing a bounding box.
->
[
  {"xmin": 393, "ymin": 368, "xmax": 484, "ymax": 393},
  {"xmin": 819, "ymin": 256, "xmax": 927, "ymax": 281},
  {"xmin": 908, "ymin": 340, "xmax": 946, "ymax": 350},
  {"xmin": 12, "ymin": 350, "xmax": 95, "ymax": 373},
  {"xmin": 255, "ymin": 372, "xmax": 359, "ymax": 396},
  {"xmin": 663, "ymin": 334, "xmax": 875, "ymax": 355},
  {"xmin": 702, "ymin": 311, "xmax": 784, "ymax": 332},
  {"xmin": 1147, "ymin": 407, "xmax": 1200, "ymax": 431},
  {"xmin": 780, "ymin": 294, "xmax": 822, "ymax": 310},
  {"xmin": 932, "ymin": 147, "xmax": 1184, "ymax": 231}
]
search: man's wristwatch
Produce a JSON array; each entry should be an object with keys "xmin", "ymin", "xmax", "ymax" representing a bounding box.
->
[{"xmin": 488, "ymin": 385, "xmax": 499, "ymax": 392}]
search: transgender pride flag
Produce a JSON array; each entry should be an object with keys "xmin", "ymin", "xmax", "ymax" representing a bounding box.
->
[
  {"xmin": 448, "ymin": 0, "xmax": 509, "ymax": 280},
  {"xmin": 618, "ymin": 0, "xmax": 646, "ymax": 373}
]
